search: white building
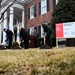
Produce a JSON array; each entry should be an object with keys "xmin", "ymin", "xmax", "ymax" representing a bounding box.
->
[
  {"xmin": 0, "ymin": 0, "xmax": 59, "ymax": 45},
  {"xmin": 0, "ymin": 0, "xmax": 32, "ymax": 45}
]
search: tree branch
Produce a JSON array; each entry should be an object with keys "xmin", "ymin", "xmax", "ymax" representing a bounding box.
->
[{"xmin": 0, "ymin": 0, "xmax": 16, "ymax": 20}]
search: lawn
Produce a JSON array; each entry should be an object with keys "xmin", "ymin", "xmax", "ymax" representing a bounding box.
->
[{"xmin": 0, "ymin": 47, "xmax": 75, "ymax": 75}]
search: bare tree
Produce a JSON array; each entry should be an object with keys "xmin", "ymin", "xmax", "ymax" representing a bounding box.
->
[
  {"xmin": 0, "ymin": 0, "xmax": 30, "ymax": 22},
  {"xmin": 0, "ymin": 0, "xmax": 17, "ymax": 20}
]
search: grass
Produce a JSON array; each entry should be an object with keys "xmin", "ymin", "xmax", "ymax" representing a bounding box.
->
[{"xmin": 0, "ymin": 47, "xmax": 75, "ymax": 75}]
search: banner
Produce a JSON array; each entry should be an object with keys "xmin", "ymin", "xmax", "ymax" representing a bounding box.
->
[{"xmin": 56, "ymin": 22, "xmax": 75, "ymax": 38}]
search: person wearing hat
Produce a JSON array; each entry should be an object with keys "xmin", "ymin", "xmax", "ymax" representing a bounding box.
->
[{"xmin": 42, "ymin": 23, "xmax": 52, "ymax": 48}]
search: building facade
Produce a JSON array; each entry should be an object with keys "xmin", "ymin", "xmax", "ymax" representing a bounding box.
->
[
  {"xmin": 0, "ymin": 0, "xmax": 25, "ymax": 45},
  {"xmin": 25, "ymin": 0, "xmax": 58, "ymax": 38},
  {"xmin": 0, "ymin": 0, "xmax": 58, "ymax": 45}
]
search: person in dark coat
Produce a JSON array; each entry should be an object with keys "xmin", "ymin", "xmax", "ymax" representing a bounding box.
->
[
  {"xmin": 34, "ymin": 29, "xmax": 39, "ymax": 48},
  {"xmin": 19, "ymin": 28, "xmax": 29, "ymax": 49},
  {"xmin": 42, "ymin": 23, "xmax": 52, "ymax": 48},
  {"xmin": 3, "ymin": 28, "xmax": 13, "ymax": 49}
]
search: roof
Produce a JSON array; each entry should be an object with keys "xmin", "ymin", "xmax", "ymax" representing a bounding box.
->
[
  {"xmin": 1, "ymin": 0, "xmax": 32, "ymax": 8},
  {"xmin": 0, "ymin": 0, "xmax": 32, "ymax": 18}
]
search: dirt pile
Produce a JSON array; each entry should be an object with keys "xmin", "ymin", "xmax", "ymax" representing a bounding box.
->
[
  {"xmin": 12, "ymin": 42, "xmax": 21, "ymax": 49},
  {"xmin": 0, "ymin": 45, "xmax": 6, "ymax": 50},
  {"xmin": 40, "ymin": 44, "xmax": 51, "ymax": 49}
]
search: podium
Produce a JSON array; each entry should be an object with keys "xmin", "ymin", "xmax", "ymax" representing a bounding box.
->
[{"xmin": 29, "ymin": 35, "xmax": 36, "ymax": 48}]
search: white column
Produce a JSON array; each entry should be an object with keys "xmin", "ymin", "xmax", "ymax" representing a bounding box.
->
[
  {"xmin": 3, "ymin": 11, "xmax": 7, "ymax": 45},
  {"xmin": 9, "ymin": 7, "xmax": 14, "ymax": 32},
  {"xmin": 17, "ymin": 19, "xmax": 20, "ymax": 44},
  {"xmin": 22, "ymin": 10, "xmax": 24, "ymax": 28},
  {"xmin": 0, "ymin": 20, "xmax": 2, "ymax": 44}
]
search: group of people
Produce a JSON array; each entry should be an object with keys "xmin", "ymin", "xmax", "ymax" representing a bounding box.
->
[
  {"xmin": 3, "ymin": 28, "xmax": 30, "ymax": 49},
  {"xmin": 3, "ymin": 24, "xmax": 52, "ymax": 49}
]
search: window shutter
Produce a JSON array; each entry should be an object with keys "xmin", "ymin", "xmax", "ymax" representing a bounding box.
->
[
  {"xmin": 47, "ymin": 0, "xmax": 50, "ymax": 12},
  {"xmin": 38, "ymin": 26, "xmax": 41, "ymax": 37},
  {"xmin": 53, "ymin": 0, "xmax": 56, "ymax": 9},
  {"xmin": 39, "ymin": 2, "xmax": 41, "ymax": 15},
  {"xmin": 28, "ymin": 8, "xmax": 30, "ymax": 19},
  {"xmin": 34, "ymin": 5, "xmax": 36, "ymax": 17},
  {"xmin": 28, "ymin": 29, "xmax": 30, "ymax": 35}
]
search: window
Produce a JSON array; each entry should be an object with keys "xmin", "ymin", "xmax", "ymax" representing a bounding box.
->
[
  {"xmin": 41, "ymin": 0, "xmax": 47, "ymax": 15},
  {"xmin": 28, "ymin": 5, "xmax": 36, "ymax": 19},
  {"xmin": 41, "ymin": 26, "xmax": 44, "ymax": 38},
  {"xmin": 38, "ymin": 26, "xmax": 44, "ymax": 38},
  {"xmin": 30, "ymin": 5, "xmax": 35, "ymax": 19},
  {"xmin": 39, "ymin": 0, "xmax": 50, "ymax": 15},
  {"xmin": 30, "ymin": 27, "xmax": 35, "ymax": 35}
]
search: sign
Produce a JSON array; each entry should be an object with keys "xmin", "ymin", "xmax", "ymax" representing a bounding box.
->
[
  {"xmin": 56, "ymin": 23, "xmax": 63, "ymax": 38},
  {"xmin": 56, "ymin": 22, "xmax": 75, "ymax": 38}
]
